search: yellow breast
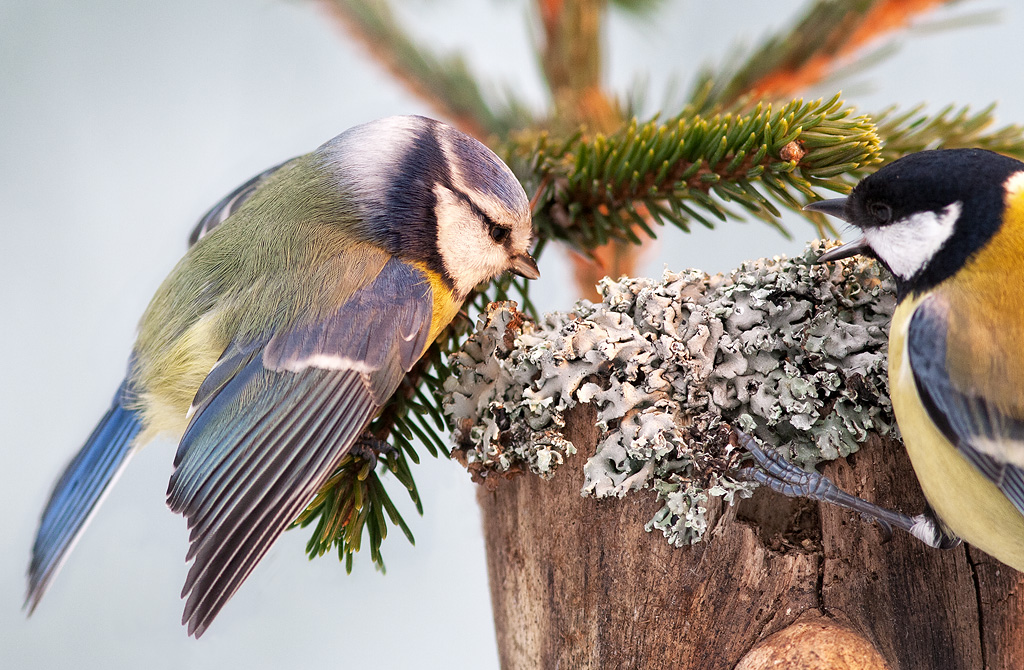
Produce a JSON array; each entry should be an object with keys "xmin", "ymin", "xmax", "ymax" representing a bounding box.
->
[
  {"xmin": 414, "ymin": 263, "xmax": 465, "ymax": 345},
  {"xmin": 889, "ymin": 295, "xmax": 1024, "ymax": 570}
]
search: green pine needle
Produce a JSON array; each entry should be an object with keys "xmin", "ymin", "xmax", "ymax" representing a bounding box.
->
[
  {"xmin": 874, "ymin": 103, "xmax": 1024, "ymax": 164},
  {"xmin": 513, "ymin": 94, "xmax": 879, "ymax": 248}
]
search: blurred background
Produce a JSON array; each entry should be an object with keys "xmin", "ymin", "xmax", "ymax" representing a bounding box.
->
[{"xmin": 2, "ymin": 1, "xmax": 1023, "ymax": 667}]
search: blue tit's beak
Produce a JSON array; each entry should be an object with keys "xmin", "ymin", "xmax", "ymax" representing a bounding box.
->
[
  {"xmin": 510, "ymin": 253, "xmax": 540, "ymax": 279},
  {"xmin": 805, "ymin": 197, "xmax": 870, "ymax": 264}
]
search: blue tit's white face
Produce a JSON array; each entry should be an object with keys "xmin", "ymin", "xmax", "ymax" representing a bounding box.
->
[
  {"xmin": 432, "ymin": 123, "xmax": 534, "ymax": 295},
  {"xmin": 316, "ymin": 116, "xmax": 537, "ymax": 297}
]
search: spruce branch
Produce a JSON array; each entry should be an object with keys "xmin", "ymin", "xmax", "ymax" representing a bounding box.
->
[
  {"xmin": 873, "ymin": 103, "xmax": 1024, "ymax": 163},
  {"xmin": 513, "ymin": 94, "xmax": 880, "ymax": 248},
  {"xmin": 321, "ymin": 0, "xmax": 532, "ymax": 137}
]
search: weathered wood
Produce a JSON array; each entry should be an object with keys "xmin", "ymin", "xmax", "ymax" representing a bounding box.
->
[
  {"xmin": 478, "ymin": 403, "xmax": 1024, "ymax": 669},
  {"xmin": 971, "ymin": 546, "xmax": 1024, "ymax": 670},
  {"xmin": 818, "ymin": 435, "xmax": 984, "ymax": 669}
]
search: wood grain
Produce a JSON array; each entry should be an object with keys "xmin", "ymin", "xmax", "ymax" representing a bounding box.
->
[{"xmin": 477, "ymin": 403, "xmax": 1024, "ymax": 669}]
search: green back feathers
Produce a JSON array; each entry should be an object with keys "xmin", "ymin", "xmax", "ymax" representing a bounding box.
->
[{"xmin": 130, "ymin": 156, "xmax": 391, "ymax": 434}]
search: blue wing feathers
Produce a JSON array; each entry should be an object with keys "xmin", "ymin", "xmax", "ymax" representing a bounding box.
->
[
  {"xmin": 185, "ymin": 337, "xmax": 265, "ymax": 432},
  {"xmin": 181, "ymin": 370, "xmax": 340, "ymax": 543},
  {"xmin": 26, "ymin": 382, "xmax": 142, "ymax": 612},
  {"xmin": 165, "ymin": 258, "xmax": 434, "ymax": 636},
  {"xmin": 169, "ymin": 353, "xmax": 267, "ymax": 501},
  {"xmin": 908, "ymin": 298, "xmax": 1024, "ymax": 517},
  {"xmin": 264, "ymin": 258, "xmax": 432, "ymax": 397},
  {"xmin": 170, "ymin": 366, "xmax": 379, "ymax": 636},
  {"xmin": 181, "ymin": 373, "xmax": 363, "ymax": 563}
]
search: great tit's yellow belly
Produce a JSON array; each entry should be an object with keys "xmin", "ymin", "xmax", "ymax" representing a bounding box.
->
[{"xmin": 890, "ymin": 296, "xmax": 1024, "ymax": 571}]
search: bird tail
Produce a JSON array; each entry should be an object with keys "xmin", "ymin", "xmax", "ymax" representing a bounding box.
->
[{"xmin": 26, "ymin": 381, "xmax": 142, "ymax": 613}]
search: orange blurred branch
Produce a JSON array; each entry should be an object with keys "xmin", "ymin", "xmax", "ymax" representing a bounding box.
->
[{"xmin": 748, "ymin": 0, "xmax": 952, "ymax": 100}]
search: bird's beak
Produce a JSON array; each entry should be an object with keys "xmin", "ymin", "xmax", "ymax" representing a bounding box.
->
[
  {"xmin": 804, "ymin": 197, "xmax": 868, "ymax": 263},
  {"xmin": 509, "ymin": 253, "xmax": 540, "ymax": 279},
  {"xmin": 804, "ymin": 197, "xmax": 851, "ymax": 223},
  {"xmin": 816, "ymin": 237, "xmax": 871, "ymax": 263}
]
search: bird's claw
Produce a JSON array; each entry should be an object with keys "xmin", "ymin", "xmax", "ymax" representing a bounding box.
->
[
  {"xmin": 350, "ymin": 434, "xmax": 396, "ymax": 469},
  {"xmin": 731, "ymin": 428, "xmax": 926, "ymax": 545}
]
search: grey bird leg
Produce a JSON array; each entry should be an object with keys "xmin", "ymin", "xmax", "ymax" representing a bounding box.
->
[{"xmin": 731, "ymin": 429, "xmax": 960, "ymax": 550}]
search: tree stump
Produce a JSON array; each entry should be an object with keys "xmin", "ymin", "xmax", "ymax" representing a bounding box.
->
[{"xmin": 477, "ymin": 403, "xmax": 1024, "ymax": 670}]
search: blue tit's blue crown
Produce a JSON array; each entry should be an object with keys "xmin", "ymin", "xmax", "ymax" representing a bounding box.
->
[
  {"xmin": 312, "ymin": 116, "xmax": 443, "ymax": 261},
  {"xmin": 439, "ymin": 127, "xmax": 530, "ymax": 219}
]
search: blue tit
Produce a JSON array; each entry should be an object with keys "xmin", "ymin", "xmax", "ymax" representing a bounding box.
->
[
  {"xmin": 743, "ymin": 147, "xmax": 1024, "ymax": 573},
  {"xmin": 27, "ymin": 115, "xmax": 540, "ymax": 637}
]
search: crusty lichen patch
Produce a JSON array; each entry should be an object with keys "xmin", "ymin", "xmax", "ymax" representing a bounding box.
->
[{"xmin": 443, "ymin": 241, "xmax": 896, "ymax": 547}]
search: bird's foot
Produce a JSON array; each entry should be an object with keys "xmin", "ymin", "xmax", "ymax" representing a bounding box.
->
[
  {"xmin": 731, "ymin": 428, "xmax": 960, "ymax": 550},
  {"xmin": 349, "ymin": 434, "xmax": 396, "ymax": 470}
]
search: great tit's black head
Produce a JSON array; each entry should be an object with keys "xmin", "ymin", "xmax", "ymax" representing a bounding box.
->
[
  {"xmin": 315, "ymin": 116, "xmax": 538, "ymax": 298},
  {"xmin": 812, "ymin": 148, "xmax": 1024, "ymax": 296}
]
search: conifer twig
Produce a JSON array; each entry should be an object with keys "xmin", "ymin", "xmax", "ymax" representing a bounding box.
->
[
  {"xmin": 513, "ymin": 95, "xmax": 881, "ymax": 247},
  {"xmin": 874, "ymin": 103, "xmax": 1024, "ymax": 163}
]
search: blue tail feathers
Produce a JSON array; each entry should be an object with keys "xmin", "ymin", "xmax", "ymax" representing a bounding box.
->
[{"xmin": 26, "ymin": 381, "xmax": 142, "ymax": 613}]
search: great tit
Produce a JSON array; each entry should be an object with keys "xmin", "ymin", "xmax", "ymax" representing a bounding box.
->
[
  {"xmin": 27, "ymin": 115, "xmax": 540, "ymax": 637},
  {"xmin": 742, "ymin": 148, "xmax": 1024, "ymax": 573}
]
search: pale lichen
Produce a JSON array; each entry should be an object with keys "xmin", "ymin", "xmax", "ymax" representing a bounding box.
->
[{"xmin": 443, "ymin": 241, "xmax": 896, "ymax": 547}]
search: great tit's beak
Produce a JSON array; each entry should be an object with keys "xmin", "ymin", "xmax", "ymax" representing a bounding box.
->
[
  {"xmin": 804, "ymin": 197, "xmax": 869, "ymax": 264},
  {"xmin": 804, "ymin": 197, "xmax": 851, "ymax": 222},
  {"xmin": 816, "ymin": 237, "xmax": 871, "ymax": 263},
  {"xmin": 510, "ymin": 253, "xmax": 540, "ymax": 279}
]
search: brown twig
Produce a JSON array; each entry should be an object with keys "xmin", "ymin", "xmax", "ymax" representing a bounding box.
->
[{"xmin": 744, "ymin": 0, "xmax": 955, "ymax": 102}]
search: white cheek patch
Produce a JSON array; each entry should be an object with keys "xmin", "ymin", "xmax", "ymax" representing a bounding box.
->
[
  {"xmin": 434, "ymin": 185, "xmax": 510, "ymax": 296},
  {"xmin": 1004, "ymin": 170, "xmax": 1024, "ymax": 199},
  {"xmin": 865, "ymin": 202, "xmax": 962, "ymax": 279}
]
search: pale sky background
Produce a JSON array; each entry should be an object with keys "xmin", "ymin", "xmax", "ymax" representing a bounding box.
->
[{"xmin": 2, "ymin": 1, "xmax": 1022, "ymax": 668}]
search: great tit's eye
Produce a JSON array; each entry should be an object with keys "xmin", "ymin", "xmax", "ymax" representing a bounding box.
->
[
  {"xmin": 869, "ymin": 202, "xmax": 893, "ymax": 225},
  {"xmin": 490, "ymin": 226, "xmax": 510, "ymax": 243}
]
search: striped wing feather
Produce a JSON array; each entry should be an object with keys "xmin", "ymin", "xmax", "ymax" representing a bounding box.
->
[{"xmin": 166, "ymin": 258, "xmax": 433, "ymax": 636}]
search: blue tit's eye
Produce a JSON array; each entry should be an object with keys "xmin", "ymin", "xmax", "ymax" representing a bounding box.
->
[
  {"xmin": 490, "ymin": 226, "xmax": 510, "ymax": 243},
  {"xmin": 869, "ymin": 202, "xmax": 892, "ymax": 224}
]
